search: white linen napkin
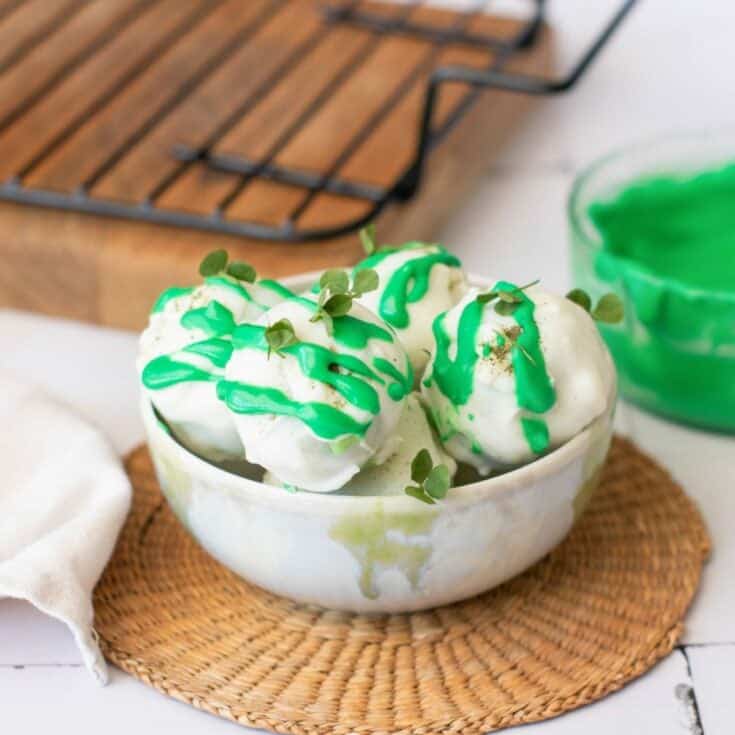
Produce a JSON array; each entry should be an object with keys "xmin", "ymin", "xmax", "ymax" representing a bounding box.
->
[{"xmin": 0, "ymin": 373, "xmax": 131, "ymax": 685}]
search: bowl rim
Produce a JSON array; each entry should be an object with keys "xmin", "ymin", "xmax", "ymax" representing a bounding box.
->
[
  {"xmin": 144, "ymin": 271, "xmax": 614, "ymax": 514},
  {"xmin": 145, "ymin": 398, "xmax": 610, "ymax": 513},
  {"xmin": 567, "ymin": 128, "xmax": 735, "ymax": 304}
]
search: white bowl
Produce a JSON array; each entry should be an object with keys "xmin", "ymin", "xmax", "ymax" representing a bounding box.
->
[{"xmin": 142, "ymin": 273, "xmax": 615, "ymax": 613}]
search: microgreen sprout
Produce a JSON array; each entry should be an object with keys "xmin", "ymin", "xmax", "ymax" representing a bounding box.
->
[
  {"xmin": 476, "ymin": 279, "xmax": 539, "ymax": 316},
  {"xmin": 359, "ymin": 223, "xmax": 378, "ymax": 255},
  {"xmin": 404, "ymin": 449, "xmax": 451, "ymax": 505},
  {"xmin": 566, "ymin": 289, "xmax": 624, "ymax": 324},
  {"xmin": 226, "ymin": 261, "xmax": 256, "ymax": 283},
  {"xmin": 198, "ymin": 248, "xmax": 257, "ymax": 283},
  {"xmin": 264, "ymin": 318, "xmax": 298, "ymax": 359},
  {"xmin": 310, "ymin": 267, "xmax": 379, "ymax": 335}
]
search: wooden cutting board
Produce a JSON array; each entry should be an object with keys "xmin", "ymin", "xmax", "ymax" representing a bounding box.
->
[{"xmin": 0, "ymin": 0, "xmax": 552, "ymax": 330}]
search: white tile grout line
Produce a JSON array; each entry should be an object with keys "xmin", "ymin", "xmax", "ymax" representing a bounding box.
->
[
  {"xmin": 677, "ymin": 646, "xmax": 707, "ymax": 735},
  {"xmin": 0, "ymin": 663, "xmax": 84, "ymax": 669}
]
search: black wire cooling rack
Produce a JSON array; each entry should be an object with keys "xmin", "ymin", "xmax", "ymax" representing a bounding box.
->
[{"xmin": 0, "ymin": 0, "xmax": 636, "ymax": 243}]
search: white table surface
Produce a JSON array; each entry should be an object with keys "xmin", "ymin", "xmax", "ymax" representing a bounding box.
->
[{"xmin": 2, "ymin": 0, "xmax": 734, "ymax": 732}]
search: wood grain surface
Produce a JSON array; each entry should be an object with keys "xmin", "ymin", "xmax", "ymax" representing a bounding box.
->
[{"xmin": 0, "ymin": 0, "xmax": 552, "ymax": 329}]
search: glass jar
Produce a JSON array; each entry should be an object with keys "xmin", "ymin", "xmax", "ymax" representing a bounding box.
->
[{"xmin": 569, "ymin": 133, "xmax": 735, "ymax": 432}]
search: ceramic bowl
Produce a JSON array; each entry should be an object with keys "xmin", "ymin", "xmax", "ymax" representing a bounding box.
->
[{"xmin": 142, "ymin": 274, "xmax": 616, "ymax": 613}]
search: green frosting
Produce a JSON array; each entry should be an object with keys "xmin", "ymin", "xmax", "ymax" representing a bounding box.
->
[
  {"xmin": 182, "ymin": 338, "xmax": 233, "ymax": 368},
  {"xmin": 373, "ymin": 357, "xmax": 413, "ymax": 401},
  {"xmin": 144, "ymin": 299, "xmax": 238, "ymax": 392},
  {"xmin": 151, "ymin": 286, "xmax": 194, "ymax": 314},
  {"xmin": 430, "ymin": 299, "xmax": 484, "ymax": 407},
  {"xmin": 221, "ymin": 314, "xmax": 407, "ymax": 439},
  {"xmin": 521, "ymin": 417, "xmax": 550, "ymax": 454},
  {"xmin": 429, "ymin": 281, "xmax": 556, "ymax": 455},
  {"xmin": 180, "ymin": 300, "xmax": 236, "ymax": 336},
  {"xmin": 217, "ymin": 380, "xmax": 370, "ymax": 440},
  {"xmin": 498, "ymin": 281, "xmax": 556, "ymax": 419},
  {"xmin": 142, "ymin": 355, "xmax": 219, "ymax": 390},
  {"xmin": 260, "ymin": 287, "xmax": 394, "ymax": 349},
  {"xmin": 232, "ymin": 324, "xmax": 385, "ymax": 415},
  {"xmin": 258, "ymin": 278, "xmax": 297, "ymax": 300},
  {"xmin": 354, "ymin": 243, "xmax": 461, "ymax": 329}
]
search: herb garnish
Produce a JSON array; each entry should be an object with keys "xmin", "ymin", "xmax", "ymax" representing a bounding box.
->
[
  {"xmin": 566, "ymin": 289, "xmax": 624, "ymax": 324},
  {"xmin": 476, "ymin": 279, "xmax": 539, "ymax": 316},
  {"xmin": 264, "ymin": 318, "xmax": 298, "ymax": 359},
  {"xmin": 310, "ymin": 267, "xmax": 379, "ymax": 335},
  {"xmin": 360, "ymin": 224, "xmax": 378, "ymax": 255},
  {"xmin": 404, "ymin": 449, "xmax": 451, "ymax": 504},
  {"xmin": 199, "ymin": 248, "xmax": 257, "ymax": 283}
]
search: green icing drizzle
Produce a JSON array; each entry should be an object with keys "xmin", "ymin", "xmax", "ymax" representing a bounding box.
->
[
  {"xmin": 257, "ymin": 288, "xmax": 393, "ymax": 349},
  {"xmin": 521, "ymin": 417, "xmax": 550, "ymax": 454},
  {"xmin": 232, "ymin": 323, "xmax": 384, "ymax": 414},
  {"xmin": 180, "ymin": 300, "xmax": 235, "ymax": 337},
  {"xmin": 430, "ymin": 299, "xmax": 484, "ymax": 406},
  {"xmin": 496, "ymin": 281, "xmax": 556, "ymax": 417},
  {"xmin": 355, "ymin": 244, "xmax": 461, "ymax": 329},
  {"xmin": 182, "ymin": 338, "xmax": 233, "ymax": 368},
  {"xmin": 258, "ymin": 279, "xmax": 296, "ymax": 299},
  {"xmin": 218, "ymin": 380, "xmax": 370, "ymax": 439},
  {"xmin": 151, "ymin": 286, "xmax": 194, "ymax": 314},
  {"xmin": 430, "ymin": 281, "xmax": 556, "ymax": 455},
  {"xmin": 142, "ymin": 355, "xmax": 218, "ymax": 390},
  {"xmin": 204, "ymin": 275, "xmax": 254, "ymax": 302},
  {"xmin": 335, "ymin": 317, "xmax": 393, "ymax": 350},
  {"xmin": 373, "ymin": 357, "xmax": 413, "ymax": 401}
]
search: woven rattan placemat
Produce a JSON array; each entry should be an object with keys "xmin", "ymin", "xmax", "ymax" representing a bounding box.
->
[{"xmin": 94, "ymin": 436, "xmax": 710, "ymax": 734}]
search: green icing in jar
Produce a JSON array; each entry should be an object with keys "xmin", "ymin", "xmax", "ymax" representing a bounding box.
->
[
  {"xmin": 581, "ymin": 161, "xmax": 735, "ymax": 431},
  {"xmin": 589, "ymin": 163, "xmax": 735, "ymax": 291},
  {"xmin": 354, "ymin": 243, "xmax": 461, "ymax": 328}
]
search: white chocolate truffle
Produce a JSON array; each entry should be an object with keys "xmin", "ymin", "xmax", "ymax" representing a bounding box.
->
[
  {"xmin": 352, "ymin": 243, "xmax": 467, "ymax": 378},
  {"xmin": 219, "ymin": 297, "xmax": 413, "ymax": 492},
  {"xmin": 138, "ymin": 276, "xmax": 286, "ymax": 460},
  {"xmin": 421, "ymin": 281, "xmax": 615, "ymax": 474},
  {"xmin": 264, "ymin": 393, "xmax": 456, "ymax": 496}
]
